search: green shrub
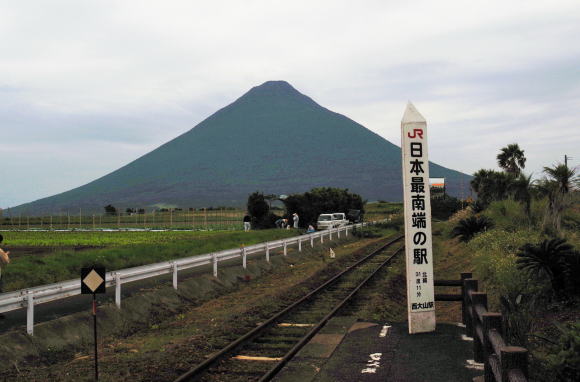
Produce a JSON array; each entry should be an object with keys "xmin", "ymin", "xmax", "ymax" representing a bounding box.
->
[
  {"xmin": 247, "ymin": 191, "xmax": 272, "ymax": 229},
  {"xmin": 483, "ymin": 199, "xmax": 529, "ymax": 231},
  {"xmin": 431, "ymin": 196, "xmax": 463, "ymax": 220},
  {"xmin": 468, "ymin": 229, "xmax": 546, "ymax": 308},
  {"xmin": 546, "ymin": 322, "xmax": 580, "ymax": 381},
  {"xmin": 516, "ymin": 238, "xmax": 575, "ymax": 296},
  {"xmin": 451, "ymin": 216, "xmax": 494, "ymax": 242}
]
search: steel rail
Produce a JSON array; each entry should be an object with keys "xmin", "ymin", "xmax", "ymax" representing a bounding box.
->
[
  {"xmin": 259, "ymin": 245, "xmax": 404, "ymax": 381},
  {"xmin": 174, "ymin": 234, "xmax": 403, "ymax": 382}
]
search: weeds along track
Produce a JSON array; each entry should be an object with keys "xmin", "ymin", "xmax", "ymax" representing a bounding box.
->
[{"xmin": 175, "ymin": 234, "xmax": 404, "ymax": 382}]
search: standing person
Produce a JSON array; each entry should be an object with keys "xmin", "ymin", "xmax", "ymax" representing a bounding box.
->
[
  {"xmin": 293, "ymin": 212, "xmax": 299, "ymax": 229},
  {"xmin": 243, "ymin": 214, "xmax": 251, "ymax": 232},
  {"xmin": 0, "ymin": 234, "xmax": 10, "ymax": 295}
]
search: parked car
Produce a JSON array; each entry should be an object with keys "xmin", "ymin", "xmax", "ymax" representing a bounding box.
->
[
  {"xmin": 317, "ymin": 214, "xmax": 334, "ymax": 230},
  {"xmin": 317, "ymin": 213, "xmax": 348, "ymax": 230},
  {"xmin": 332, "ymin": 213, "xmax": 348, "ymax": 227},
  {"xmin": 347, "ymin": 209, "xmax": 363, "ymax": 223}
]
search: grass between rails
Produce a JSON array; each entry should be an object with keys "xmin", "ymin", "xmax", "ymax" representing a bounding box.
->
[{"xmin": 2, "ymin": 229, "xmax": 299, "ymax": 291}]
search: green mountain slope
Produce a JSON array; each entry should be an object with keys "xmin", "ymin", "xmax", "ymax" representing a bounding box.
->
[{"xmin": 12, "ymin": 81, "xmax": 470, "ymax": 214}]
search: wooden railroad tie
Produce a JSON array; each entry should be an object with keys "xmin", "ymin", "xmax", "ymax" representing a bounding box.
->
[{"xmin": 231, "ymin": 355, "xmax": 283, "ymax": 362}]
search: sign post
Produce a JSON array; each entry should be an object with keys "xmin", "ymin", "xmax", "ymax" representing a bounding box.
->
[
  {"xmin": 81, "ymin": 267, "xmax": 106, "ymax": 380},
  {"xmin": 401, "ymin": 102, "xmax": 436, "ymax": 334}
]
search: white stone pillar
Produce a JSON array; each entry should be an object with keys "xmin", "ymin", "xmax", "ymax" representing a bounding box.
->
[{"xmin": 401, "ymin": 102, "xmax": 436, "ymax": 334}]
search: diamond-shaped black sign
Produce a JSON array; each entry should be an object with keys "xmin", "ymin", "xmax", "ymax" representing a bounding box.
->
[{"xmin": 81, "ymin": 267, "xmax": 106, "ymax": 294}]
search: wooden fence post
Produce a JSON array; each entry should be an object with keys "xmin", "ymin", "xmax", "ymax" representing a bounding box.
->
[
  {"xmin": 471, "ymin": 291, "xmax": 487, "ymax": 363},
  {"xmin": 463, "ymin": 278, "xmax": 478, "ymax": 338},
  {"xmin": 482, "ymin": 312, "xmax": 503, "ymax": 382},
  {"xmin": 500, "ymin": 347, "xmax": 528, "ymax": 382},
  {"xmin": 460, "ymin": 272, "xmax": 472, "ymax": 325}
]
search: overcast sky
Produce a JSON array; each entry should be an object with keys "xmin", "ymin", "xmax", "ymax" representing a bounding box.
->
[{"xmin": 1, "ymin": 0, "xmax": 579, "ymax": 208}]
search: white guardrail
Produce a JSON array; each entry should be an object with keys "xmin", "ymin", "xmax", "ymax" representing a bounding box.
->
[{"xmin": 0, "ymin": 222, "xmax": 373, "ymax": 335}]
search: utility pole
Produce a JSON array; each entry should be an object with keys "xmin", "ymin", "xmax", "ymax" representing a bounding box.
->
[{"xmin": 564, "ymin": 155, "xmax": 573, "ymax": 168}]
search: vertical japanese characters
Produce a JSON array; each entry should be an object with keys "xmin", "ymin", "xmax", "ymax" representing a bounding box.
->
[{"xmin": 401, "ymin": 103, "xmax": 436, "ymax": 333}]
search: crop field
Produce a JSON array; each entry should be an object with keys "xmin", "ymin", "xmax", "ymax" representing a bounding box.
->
[
  {"xmin": 365, "ymin": 201, "xmax": 402, "ymax": 221},
  {"xmin": 1, "ymin": 229, "xmax": 301, "ymax": 291},
  {"xmin": 1, "ymin": 230, "xmax": 252, "ymax": 247},
  {"xmin": 0, "ymin": 208, "xmax": 247, "ymax": 231}
]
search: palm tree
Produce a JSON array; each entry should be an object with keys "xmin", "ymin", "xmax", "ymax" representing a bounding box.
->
[
  {"xmin": 539, "ymin": 164, "xmax": 577, "ymax": 232},
  {"xmin": 507, "ymin": 173, "xmax": 534, "ymax": 219},
  {"xmin": 497, "ymin": 144, "xmax": 526, "ymax": 177},
  {"xmin": 516, "ymin": 238, "xmax": 574, "ymax": 295},
  {"xmin": 543, "ymin": 164, "xmax": 576, "ymax": 194},
  {"xmin": 471, "ymin": 169, "xmax": 511, "ymax": 206}
]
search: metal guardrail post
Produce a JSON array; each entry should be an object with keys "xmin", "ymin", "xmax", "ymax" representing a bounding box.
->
[
  {"xmin": 213, "ymin": 253, "xmax": 218, "ymax": 277},
  {"xmin": 115, "ymin": 273, "xmax": 122, "ymax": 308},
  {"xmin": 26, "ymin": 291, "xmax": 34, "ymax": 336},
  {"xmin": 172, "ymin": 262, "xmax": 178, "ymax": 290},
  {"xmin": 242, "ymin": 246, "xmax": 247, "ymax": 269},
  {"xmin": 298, "ymin": 238, "xmax": 302, "ymax": 252},
  {"xmin": 310, "ymin": 236, "xmax": 314, "ymax": 248},
  {"xmin": 283, "ymin": 241, "xmax": 287, "ymax": 256},
  {"xmin": 321, "ymin": 233, "xmax": 324, "ymax": 244},
  {"xmin": 338, "ymin": 227, "xmax": 341, "ymax": 238},
  {"xmin": 329, "ymin": 229, "xmax": 333, "ymax": 240},
  {"xmin": 265, "ymin": 243, "xmax": 270, "ymax": 262}
]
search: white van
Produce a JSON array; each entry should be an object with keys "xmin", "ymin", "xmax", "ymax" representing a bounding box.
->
[
  {"xmin": 331, "ymin": 213, "xmax": 348, "ymax": 227},
  {"xmin": 317, "ymin": 213, "xmax": 348, "ymax": 230}
]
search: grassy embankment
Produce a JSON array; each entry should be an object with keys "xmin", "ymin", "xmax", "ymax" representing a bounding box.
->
[{"xmin": 434, "ymin": 195, "xmax": 579, "ymax": 381}]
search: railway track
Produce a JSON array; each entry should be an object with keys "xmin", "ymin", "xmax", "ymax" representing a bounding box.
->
[{"xmin": 174, "ymin": 233, "xmax": 404, "ymax": 382}]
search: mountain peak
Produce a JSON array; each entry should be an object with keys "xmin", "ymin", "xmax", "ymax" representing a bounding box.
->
[
  {"xmin": 234, "ymin": 80, "xmax": 317, "ymax": 108},
  {"xmin": 259, "ymin": 80, "xmax": 294, "ymax": 89},
  {"xmin": 246, "ymin": 80, "xmax": 301, "ymax": 97}
]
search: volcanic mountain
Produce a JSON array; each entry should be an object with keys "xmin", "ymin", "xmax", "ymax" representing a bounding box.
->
[{"xmin": 12, "ymin": 81, "xmax": 469, "ymax": 214}]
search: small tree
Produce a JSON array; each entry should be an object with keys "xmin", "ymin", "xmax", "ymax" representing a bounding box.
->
[
  {"xmin": 247, "ymin": 192, "xmax": 274, "ymax": 228},
  {"xmin": 470, "ymin": 169, "xmax": 512, "ymax": 206},
  {"xmin": 104, "ymin": 204, "xmax": 117, "ymax": 216},
  {"xmin": 282, "ymin": 187, "xmax": 364, "ymax": 228},
  {"xmin": 538, "ymin": 164, "xmax": 577, "ymax": 232},
  {"xmin": 507, "ymin": 173, "xmax": 534, "ymax": 220}
]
